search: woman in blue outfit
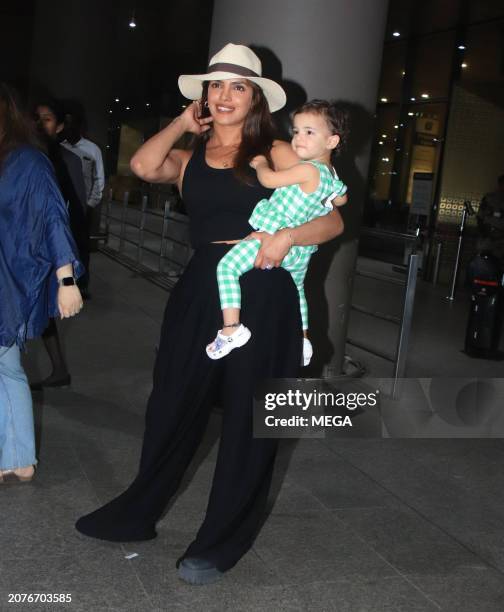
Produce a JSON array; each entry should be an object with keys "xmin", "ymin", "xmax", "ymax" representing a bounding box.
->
[
  {"xmin": 75, "ymin": 44, "xmax": 345, "ymax": 584},
  {"xmin": 0, "ymin": 83, "xmax": 84, "ymax": 484}
]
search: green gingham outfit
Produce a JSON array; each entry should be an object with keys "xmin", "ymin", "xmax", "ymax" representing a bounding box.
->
[{"xmin": 216, "ymin": 161, "xmax": 347, "ymax": 330}]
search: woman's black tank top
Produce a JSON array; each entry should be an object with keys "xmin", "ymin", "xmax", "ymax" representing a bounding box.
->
[{"xmin": 181, "ymin": 141, "xmax": 273, "ymax": 248}]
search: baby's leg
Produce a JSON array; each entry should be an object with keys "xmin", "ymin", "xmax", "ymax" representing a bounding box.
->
[
  {"xmin": 207, "ymin": 240, "xmax": 261, "ymax": 360},
  {"xmin": 281, "ymin": 247, "xmax": 311, "ymax": 330},
  {"xmin": 217, "ymin": 239, "xmax": 261, "ymax": 333},
  {"xmin": 282, "ymin": 247, "xmax": 313, "ymax": 366}
]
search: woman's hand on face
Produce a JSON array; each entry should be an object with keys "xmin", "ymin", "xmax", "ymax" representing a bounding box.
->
[
  {"xmin": 251, "ymin": 230, "xmax": 292, "ymax": 269},
  {"xmin": 58, "ymin": 286, "xmax": 83, "ymax": 320},
  {"xmin": 180, "ymin": 101, "xmax": 213, "ymax": 135},
  {"xmin": 249, "ymin": 155, "xmax": 269, "ymax": 170}
]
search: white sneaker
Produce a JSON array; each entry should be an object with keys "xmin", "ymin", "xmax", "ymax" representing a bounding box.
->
[
  {"xmin": 206, "ymin": 324, "xmax": 252, "ymax": 360},
  {"xmin": 302, "ymin": 337, "xmax": 313, "ymax": 366}
]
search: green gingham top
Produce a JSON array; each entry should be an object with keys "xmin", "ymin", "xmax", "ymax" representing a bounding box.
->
[{"xmin": 248, "ymin": 161, "xmax": 347, "ymax": 253}]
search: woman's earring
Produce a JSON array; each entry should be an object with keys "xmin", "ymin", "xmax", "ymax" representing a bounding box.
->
[{"xmin": 204, "ymin": 101, "xmax": 209, "ymax": 108}]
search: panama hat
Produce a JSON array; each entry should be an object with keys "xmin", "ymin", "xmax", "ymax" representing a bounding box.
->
[{"xmin": 178, "ymin": 43, "xmax": 286, "ymax": 113}]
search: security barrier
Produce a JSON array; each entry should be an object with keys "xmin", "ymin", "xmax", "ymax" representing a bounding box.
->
[
  {"xmin": 348, "ymin": 228, "xmax": 420, "ymax": 397},
  {"xmin": 100, "ymin": 189, "xmax": 192, "ymax": 290}
]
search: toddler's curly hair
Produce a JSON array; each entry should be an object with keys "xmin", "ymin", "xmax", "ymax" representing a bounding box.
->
[{"xmin": 291, "ymin": 99, "xmax": 350, "ymax": 162}]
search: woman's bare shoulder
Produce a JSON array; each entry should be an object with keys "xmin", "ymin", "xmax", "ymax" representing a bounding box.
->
[
  {"xmin": 270, "ymin": 140, "xmax": 299, "ymax": 170},
  {"xmin": 271, "ymin": 139, "xmax": 292, "ymax": 153}
]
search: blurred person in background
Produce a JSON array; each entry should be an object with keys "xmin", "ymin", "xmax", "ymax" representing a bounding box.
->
[
  {"xmin": 61, "ymin": 102, "xmax": 104, "ymax": 297},
  {"xmin": 477, "ymin": 174, "xmax": 504, "ymax": 270},
  {"xmin": 29, "ymin": 98, "xmax": 89, "ymax": 389},
  {"xmin": 0, "ymin": 82, "xmax": 83, "ymax": 484}
]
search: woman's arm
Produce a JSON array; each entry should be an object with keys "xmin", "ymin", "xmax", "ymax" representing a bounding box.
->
[
  {"xmin": 130, "ymin": 102, "xmax": 212, "ymax": 186},
  {"xmin": 253, "ymin": 210, "xmax": 344, "ymax": 268},
  {"xmin": 289, "ymin": 209, "xmax": 345, "ymax": 245}
]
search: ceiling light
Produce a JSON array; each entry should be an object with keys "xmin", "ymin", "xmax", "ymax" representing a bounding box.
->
[
  {"xmin": 380, "ymin": 97, "xmax": 388, "ymax": 102},
  {"xmin": 392, "ymin": 31, "xmax": 400, "ymax": 37},
  {"xmin": 410, "ymin": 97, "xmax": 416, "ymax": 101},
  {"xmin": 458, "ymin": 44, "xmax": 466, "ymax": 50},
  {"xmin": 461, "ymin": 62, "xmax": 468, "ymax": 68},
  {"xmin": 421, "ymin": 93, "xmax": 429, "ymax": 99},
  {"xmin": 381, "ymin": 134, "xmax": 387, "ymax": 138},
  {"xmin": 115, "ymin": 98, "xmax": 120, "ymax": 102}
]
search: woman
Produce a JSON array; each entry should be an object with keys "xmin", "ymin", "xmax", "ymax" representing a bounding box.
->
[
  {"xmin": 30, "ymin": 98, "xmax": 90, "ymax": 390},
  {"xmin": 0, "ymin": 82, "xmax": 83, "ymax": 484},
  {"xmin": 75, "ymin": 44, "xmax": 344, "ymax": 584}
]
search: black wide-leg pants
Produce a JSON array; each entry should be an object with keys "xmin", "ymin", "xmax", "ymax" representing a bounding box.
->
[{"xmin": 76, "ymin": 244, "xmax": 302, "ymax": 572}]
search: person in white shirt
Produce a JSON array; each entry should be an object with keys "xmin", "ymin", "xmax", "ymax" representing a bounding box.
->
[
  {"xmin": 61, "ymin": 127, "xmax": 104, "ymax": 209},
  {"xmin": 61, "ymin": 108, "xmax": 105, "ymax": 296}
]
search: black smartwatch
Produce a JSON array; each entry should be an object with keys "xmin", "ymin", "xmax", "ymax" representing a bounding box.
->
[{"xmin": 58, "ymin": 277, "xmax": 76, "ymax": 287}]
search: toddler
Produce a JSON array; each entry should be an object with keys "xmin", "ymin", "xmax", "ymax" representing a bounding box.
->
[{"xmin": 207, "ymin": 100, "xmax": 349, "ymax": 365}]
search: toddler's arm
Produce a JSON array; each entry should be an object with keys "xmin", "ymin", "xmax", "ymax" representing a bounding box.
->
[
  {"xmin": 332, "ymin": 193, "xmax": 348, "ymax": 207},
  {"xmin": 250, "ymin": 155, "xmax": 318, "ymax": 190}
]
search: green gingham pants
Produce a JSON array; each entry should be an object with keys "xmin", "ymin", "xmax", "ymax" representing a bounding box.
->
[{"xmin": 217, "ymin": 239, "xmax": 312, "ymax": 330}]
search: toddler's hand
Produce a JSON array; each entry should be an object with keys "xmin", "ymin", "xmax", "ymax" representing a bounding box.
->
[
  {"xmin": 332, "ymin": 194, "xmax": 348, "ymax": 207},
  {"xmin": 249, "ymin": 155, "xmax": 268, "ymax": 170}
]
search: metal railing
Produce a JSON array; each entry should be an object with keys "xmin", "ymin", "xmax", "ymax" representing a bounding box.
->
[
  {"xmin": 100, "ymin": 189, "xmax": 192, "ymax": 290},
  {"xmin": 360, "ymin": 227, "xmax": 419, "ymax": 243},
  {"xmin": 431, "ymin": 240, "xmax": 443, "ymax": 286},
  {"xmin": 446, "ymin": 200, "xmax": 476, "ymax": 301},
  {"xmin": 347, "ymin": 249, "xmax": 420, "ymax": 398},
  {"xmin": 358, "ymin": 226, "xmax": 419, "ymax": 268}
]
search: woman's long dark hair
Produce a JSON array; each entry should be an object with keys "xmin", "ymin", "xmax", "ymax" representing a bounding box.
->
[
  {"xmin": 197, "ymin": 80, "xmax": 277, "ymax": 184},
  {"xmin": 0, "ymin": 82, "xmax": 42, "ymax": 172}
]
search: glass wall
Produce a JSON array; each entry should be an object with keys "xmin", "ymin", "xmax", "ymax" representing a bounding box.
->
[{"xmin": 365, "ymin": 0, "xmax": 504, "ymax": 243}]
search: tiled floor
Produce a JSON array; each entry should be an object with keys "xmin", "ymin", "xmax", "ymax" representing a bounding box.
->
[{"xmin": 2, "ymin": 253, "xmax": 504, "ymax": 611}]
